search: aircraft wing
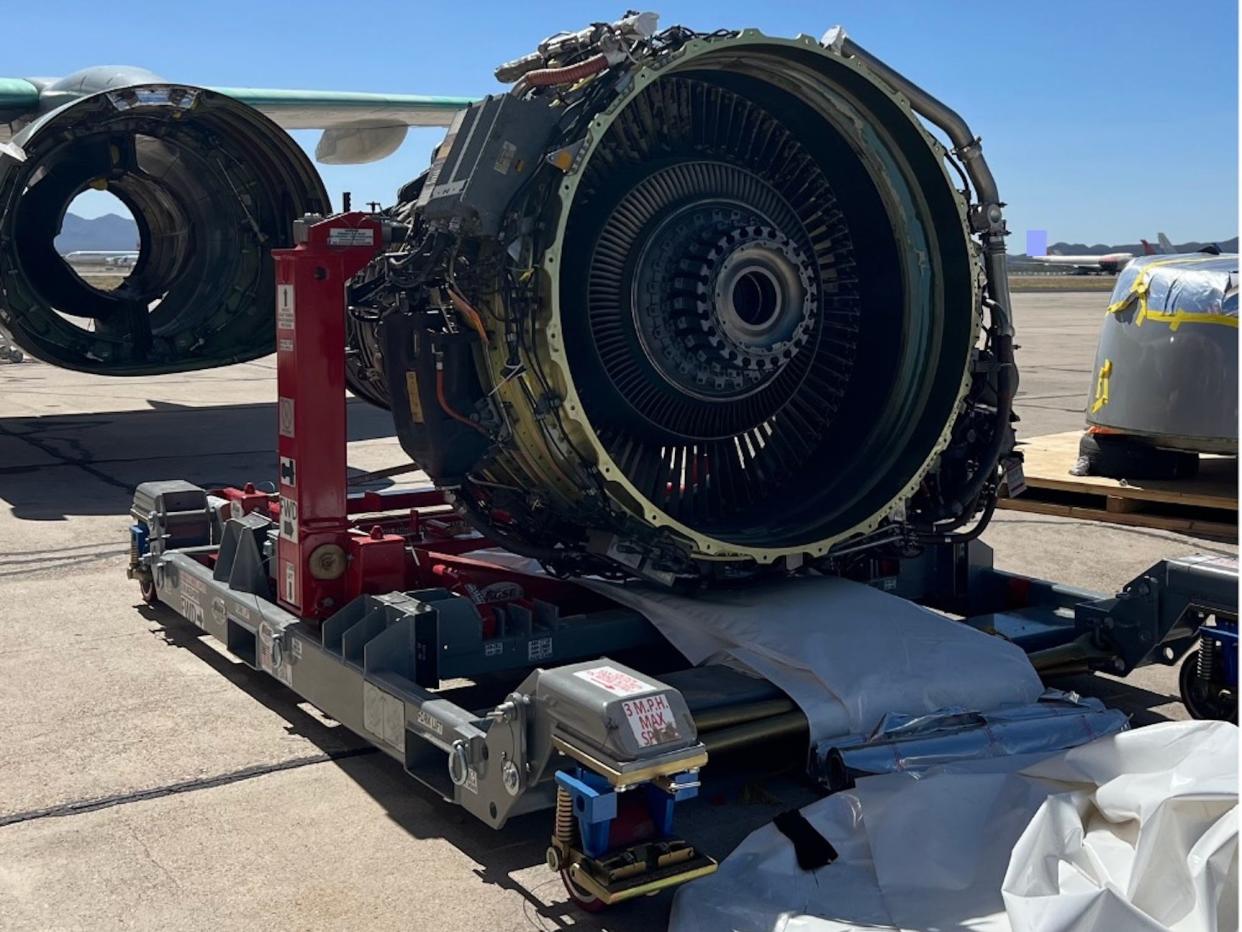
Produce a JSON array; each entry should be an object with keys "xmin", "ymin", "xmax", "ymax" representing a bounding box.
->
[
  {"xmin": 210, "ymin": 86, "xmax": 471, "ymax": 130},
  {"xmin": 0, "ymin": 75, "xmax": 474, "ymax": 163},
  {"xmin": 210, "ymin": 86, "xmax": 474, "ymax": 163}
]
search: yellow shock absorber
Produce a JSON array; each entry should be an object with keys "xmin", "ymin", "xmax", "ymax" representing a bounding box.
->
[{"xmin": 555, "ymin": 785, "xmax": 575, "ymax": 846}]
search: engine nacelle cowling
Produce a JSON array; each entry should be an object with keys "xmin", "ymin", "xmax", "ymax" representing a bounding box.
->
[{"xmin": 0, "ymin": 72, "xmax": 327, "ymax": 374}]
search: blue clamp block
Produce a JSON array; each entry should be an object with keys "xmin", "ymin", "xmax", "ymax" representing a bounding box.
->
[
  {"xmin": 131, "ymin": 522, "xmax": 150, "ymax": 557},
  {"xmin": 554, "ymin": 766, "xmax": 701, "ymax": 859},
  {"xmin": 555, "ymin": 769, "xmax": 616, "ymax": 859}
]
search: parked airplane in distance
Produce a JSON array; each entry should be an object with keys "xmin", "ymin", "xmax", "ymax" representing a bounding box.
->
[
  {"xmin": 1140, "ymin": 233, "xmax": 1177, "ymax": 256},
  {"xmin": 63, "ymin": 249, "xmax": 140, "ymax": 268},
  {"xmin": 1031, "ymin": 233, "xmax": 1174, "ymax": 274}
]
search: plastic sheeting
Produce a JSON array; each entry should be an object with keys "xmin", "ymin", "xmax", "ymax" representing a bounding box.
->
[
  {"xmin": 821, "ymin": 691, "xmax": 1129, "ymax": 789},
  {"xmin": 582, "ymin": 575, "xmax": 1046, "ymax": 742},
  {"xmin": 486, "ymin": 557, "xmax": 1124, "ymax": 775},
  {"xmin": 670, "ymin": 721, "xmax": 1238, "ymax": 932},
  {"xmin": 1106, "ymin": 253, "xmax": 1238, "ymax": 327},
  {"xmin": 1087, "ymin": 251, "xmax": 1238, "ymax": 447}
]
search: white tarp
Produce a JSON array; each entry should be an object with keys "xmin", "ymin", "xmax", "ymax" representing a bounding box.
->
[
  {"xmin": 670, "ymin": 720, "xmax": 1238, "ymax": 932},
  {"xmin": 583, "ymin": 575, "xmax": 1046, "ymax": 742}
]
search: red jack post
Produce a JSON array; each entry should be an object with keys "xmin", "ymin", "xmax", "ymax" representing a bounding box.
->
[{"xmin": 272, "ymin": 212, "xmax": 387, "ymax": 621}]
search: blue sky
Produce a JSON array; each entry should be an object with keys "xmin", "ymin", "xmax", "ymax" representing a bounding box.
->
[{"xmin": 11, "ymin": 0, "xmax": 1237, "ymax": 245}]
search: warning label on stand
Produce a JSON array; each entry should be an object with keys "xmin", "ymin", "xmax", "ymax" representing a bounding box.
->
[
  {"xmin": 328, "ymin": 228, "xmax": 375, "ymax": 247},
  {"xmin": 282, "ymin": 560, "xmax": 299, "ymax": 608},
  {"xmin": 621, "ymin": 693, "xmax": 681, "ymax": 748},
  {"xmin": 278, "ymin": 397, "xmax": 295, "ymax": 438},
  {"xmin": 277, "ymin": 284, "xmax": 295, "ymax": 331},
  {"xmin": 279, "ymin": 497, "xmax": 298, "ymax": 541},
  {"xmin": 574, "ymin": 664, "xmax": 653, "ymax": 698}
]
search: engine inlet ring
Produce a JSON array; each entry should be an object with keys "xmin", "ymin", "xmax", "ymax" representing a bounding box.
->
[{"xmin": 539, "ymin": 36, "xmax": 980, "ymax": 561}]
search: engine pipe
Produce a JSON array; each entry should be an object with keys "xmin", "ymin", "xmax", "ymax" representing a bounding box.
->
[{"xmin": 831, "ymin": 28, "xmax": 1018, "ymax": 534}]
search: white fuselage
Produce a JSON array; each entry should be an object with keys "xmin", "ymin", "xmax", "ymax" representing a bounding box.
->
[
  {"xmin": 1030, "ymin": 252, "xmax": 1133, "ymax": 274},
  {"xmin": 63, "ymin": 250, "xmax": 140, "ymax": 268}
]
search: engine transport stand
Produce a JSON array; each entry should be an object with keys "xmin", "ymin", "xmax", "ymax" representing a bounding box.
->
[{"xmin": 127, "ymin": 212, "xmax": 1239, "ymax": 910}]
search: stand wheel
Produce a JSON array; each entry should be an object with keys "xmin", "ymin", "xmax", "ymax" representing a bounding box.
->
[
  {"xmin": 138, "ymin": 575, "xmax": 158, "ymax": 605},
  {"xmin": 561, "ymin": 869, "xmax": 606, "ymax": 912},
  {"xmin": 1179, "ymin": 650, "xmax": 1237, "ymax": 723},
  {"xmin": 1072, "ymin": 432, "xmax": 1198, "ymax": 480},
  {"xmin": 7, "ymin": 348, "xmax": 22, "ymax": 363}
]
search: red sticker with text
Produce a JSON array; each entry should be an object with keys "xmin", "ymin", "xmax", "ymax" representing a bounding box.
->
[{"xmin": 574, "ymin": 664, "xmax": 653, "ymax": 698}]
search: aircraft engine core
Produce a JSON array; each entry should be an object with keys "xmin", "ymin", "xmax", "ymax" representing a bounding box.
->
[{"xmin": 348, "ymin": 21, "xmax": 1019, "ymax": 585}]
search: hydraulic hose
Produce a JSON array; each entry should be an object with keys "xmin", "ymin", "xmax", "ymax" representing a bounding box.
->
[
  {"xmin": 834, "ymin": 32, "xmax": 1018, "ymax": 530},
  {"xmin": 524, "ymin": 54, "xmax": 610, "ymax": 88}
]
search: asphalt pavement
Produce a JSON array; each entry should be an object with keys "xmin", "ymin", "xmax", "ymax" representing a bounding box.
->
[{"xmin": 0, "ymin": 291, "xmax": 1234, "ymax": 931}]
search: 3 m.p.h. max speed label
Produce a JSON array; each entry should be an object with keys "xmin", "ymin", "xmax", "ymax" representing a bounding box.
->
[{"xmin": 622, "ymin": 693, "xmax": 681, "ymax": 747}]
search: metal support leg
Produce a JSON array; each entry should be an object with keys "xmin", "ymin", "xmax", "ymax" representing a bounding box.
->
[{"xmin": 272, "ymin": 213, "xmax": 384, "ymax": 620}]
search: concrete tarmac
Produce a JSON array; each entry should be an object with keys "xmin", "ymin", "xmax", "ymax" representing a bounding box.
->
[{"xmin": 0, "ymin": 292, "xmax": 1234, "ymax": 930}]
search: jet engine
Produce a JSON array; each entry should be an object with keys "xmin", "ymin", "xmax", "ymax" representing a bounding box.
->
[
  {"xmin": 0, "ymin": 69, "xmax": 327, "ymax": 374},
  {"xmin": 350, "ymin": 18, "xmax": 1020, "ymax": 585}
]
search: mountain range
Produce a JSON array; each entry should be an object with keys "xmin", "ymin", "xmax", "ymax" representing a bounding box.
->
[{"xmin": 55, "ymin": 213, "xmax": 140, "ymax": 253}]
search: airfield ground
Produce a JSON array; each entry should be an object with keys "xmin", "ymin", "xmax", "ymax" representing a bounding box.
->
[
  {"xmin": 0, "ymin": 290, "xmax": 1234, "ymax": 931},
  {"xmin": 1009, "ymin": 274, "xmax": 1117, "ymax": 292}
]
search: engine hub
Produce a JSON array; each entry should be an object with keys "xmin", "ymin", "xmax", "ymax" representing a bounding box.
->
[
  {"xmin": 580, "ymin": 151, "xmax": 835, "ymax": 445},
  {"xmin": 706, "ymin": 230, "xmax": 813, "ymax": 363}
]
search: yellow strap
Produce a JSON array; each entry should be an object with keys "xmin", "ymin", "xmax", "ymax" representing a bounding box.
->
[
  {"xmin": 1138, "ymin": 308, "xmax": 1239, "ymax": 332},
  {"xmin": 1106, "ymin": 256, "xmax": 1236, "ymax": 329},
  {"xmin": 1090, "ymin": 358, "xmax": 1112, "ymax": 414}
]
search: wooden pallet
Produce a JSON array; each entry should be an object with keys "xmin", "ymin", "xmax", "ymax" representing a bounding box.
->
[{"xmin": 998, "ymin": 431, "xmax": 1237, "ymax": 540}]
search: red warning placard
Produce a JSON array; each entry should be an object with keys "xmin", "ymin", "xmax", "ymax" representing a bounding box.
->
[{"xmin": 574, "ymin": 664, "xmax": 653, "ymax": 698}]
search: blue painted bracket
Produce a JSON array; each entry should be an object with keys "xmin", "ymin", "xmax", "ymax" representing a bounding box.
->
[
  {"xmin": 554, "ymin": 767, "xmax": 701, "ymax": 859},
  {"xmin": 555, "ymin": 769, "xmax": 615, "ymax": 859},
  {"xmin": 131, "ymin": 522, "xmax": 150, "ymax": 557}
]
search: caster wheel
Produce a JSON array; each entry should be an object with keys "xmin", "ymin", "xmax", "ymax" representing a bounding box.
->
[
  {"xmin": 139, "ymin": 576, "xmax": 158, "ymax": 605},
  {"xmin": 7, "ymin": 349, "xmax": 22, "ymax": 363},
  {"xmin": 561, "ymin": 869, "xmax": 607, "ymax": 913},
  {"xmin": 1179, "ymin": 650, "xmax": 1237, "ymax": 723}
]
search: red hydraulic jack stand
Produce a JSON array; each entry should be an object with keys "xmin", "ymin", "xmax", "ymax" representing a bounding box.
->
[{"xmin": 272, "ymin": 212, "xmax": 390, "ymax": 621}]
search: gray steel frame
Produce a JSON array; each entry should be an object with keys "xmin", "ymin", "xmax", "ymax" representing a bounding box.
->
[
  {"xmin": 136, "ymin": 488, "xmax": 703, "ymax": 830},
  {"xmin": 132, "ymin": 480, "xmax": 1238, "ymax": 833},
  {"xmin": 923, "ymin": 541, "xmax": 1238, "ymax": 676}
]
